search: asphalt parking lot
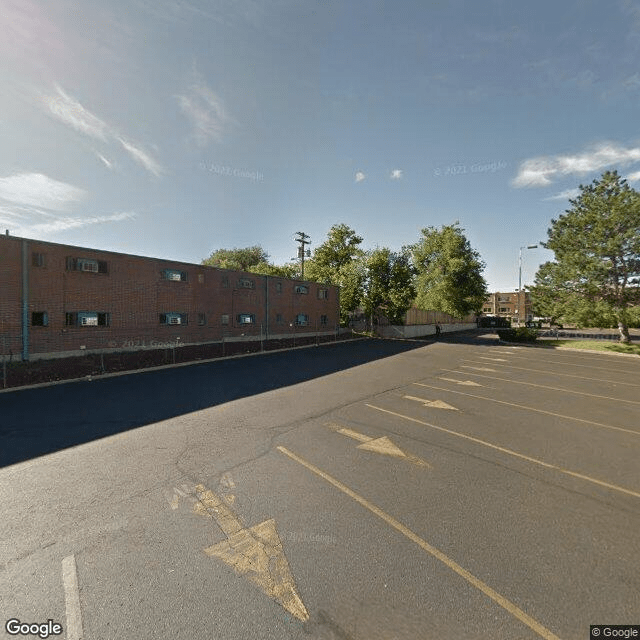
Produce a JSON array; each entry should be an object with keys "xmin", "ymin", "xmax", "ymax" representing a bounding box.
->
[{"xmin": 1, "ymin": 334, "xmax": 638, "ymax": 639}]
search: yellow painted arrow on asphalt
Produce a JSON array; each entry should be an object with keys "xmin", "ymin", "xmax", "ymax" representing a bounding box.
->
[
  {"xmin": 438, "ymin": 377, "xmax": 482, "ymax": 387},
  {"xmin": 326, "ymin": 423, "xmax": 430, "ymax": 467},
  {"xmin": 193, "ymin": 484, "xmax": 309, "ymax": 621},
  {"xmin": 403, "ymin": 395, "xmax": 459, "ymax": 410}
]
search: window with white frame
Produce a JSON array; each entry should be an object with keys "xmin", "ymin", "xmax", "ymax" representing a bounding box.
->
[
  {"xmin": 295, "ymin": 313, "xmax": 309, "ymax": 326},
  {"xmin": 237, "ymin": 278, "xmax": 255, "ymax": 289},
  {"xmin": 237, "ymin": 313, "xmax": 255, "ymax": 324},
  {"xmin": 295, "ymin": 285, "xmax": 308, "ymax": 295}
]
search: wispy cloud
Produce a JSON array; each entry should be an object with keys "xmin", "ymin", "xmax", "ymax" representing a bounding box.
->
[
  {"xmin": 117, "ymin": 137, "xmax": 163, "ymax": 177},
  {"xmin": 42, "ymin": 85, "xmax": 163, "ymax": 176},
  {"xmin": 176, "ymin": 69, "xmax": 234, "ymax": 146},
  {"xmin": 626, "ymin": 170, "xmax": 640, "ymax": 182},
  {"xmin": 0, "ymin": 210, "xmax": 136, "ymax": 236},
  {"xmin": 512, "ymin": 142, "xmax": 640, "ymax": 187},
  {"xmin": 43, "ymin": 85, "xmax": 109, "ymax": 141},
  {"xmin": 390, "ymin": 169, "xmax": 403, "ymax": 180},
  {"xmin": 0, "ymin": 173, "xmax": 85, "ymax": 210},
  {"xmin": 95, "ymin": 152, "xmax": 114, "ymax": 170},
  {"xmin": 355, "ymin": 171, "xmax": 366, "ymax": 183},
  {"xmin": 542, "ymin": 188, "xmax": 580, "ymax": 201}
]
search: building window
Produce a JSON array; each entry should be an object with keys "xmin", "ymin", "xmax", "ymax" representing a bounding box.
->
[
  {"xmin": 161, "ymin": 269, "xmax": 187, "ymax": 281},
  {"xmin": 66, "ymin": 257, "xmax": 108, "ymax": 273},
  {"xmin": 295, "ymin": 313, "xmax": 309, "ymax": 326},
  {"xmin": 198, "ymin": 273, "xmax": 204, "ymax": 284},
  {"xmin": 498, "ymin": 296, "xmax": 510, "ymax": 302},
  {"xmin": 221, "ymin": 314, "xmax": 230, "ymax": 325},
  {"xmin": 275, "ymin": 282, "xmax": 282, "ymax": 293},
  {"xmin": 317, "ymin": 288, "xmax": 328, "ymax": 299},
  {"xmin": 295, "ymin": 285, "xmax": 308, "ymax": 295},
  {"xmin": 499, "ymin": 307, "xmax": 509, "ymax": 313},
  {"xmin": 32, "ymin": 311, "xmax": 48, "ymax": 326},
  {"xmin": 197, "ymin": 313, "xmax": 206, "ymax": 325},
  {"xmin": 32, "ymin": 253, "xmax": 45, "ymax": 267},
  {"xmin": 66, "ymin": 312, "xmax": 110, "ymax": 327},
  {"xmin": 320, "ymin": 315, "xmax": 328, "ymax": 326},
  {"xmin": 237, "ymin": 278, "xmax": 255, "ymax": 289},
  {"xmin": 237, "ymin": 313, "xmax": 255, "ymax": 324},
  {"xmin": 160, "ymin": 313, "xmax": 188, "ymax": 325},
  {"xmin": 221, "ymin": 276, "xmax": 229, "ymax": 288},
  {"xmin": 483, "ymin": 307, "xmax": 492, "ymax": 312},
  {"xmin": 276, "ymin": 313, "xmax": 284, "ymax": 323}
]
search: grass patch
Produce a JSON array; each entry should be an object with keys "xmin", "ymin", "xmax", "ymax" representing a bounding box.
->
[{"xmin": 538, "ymin": 339, "xmax": 640, "ymax": 355}]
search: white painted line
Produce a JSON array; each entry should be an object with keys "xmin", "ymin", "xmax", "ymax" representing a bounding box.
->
[{"xmin": 62, "ymin": 555, "xmax": 83, "ymax": 640}]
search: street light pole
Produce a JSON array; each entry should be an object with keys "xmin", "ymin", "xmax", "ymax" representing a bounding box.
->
[{"xmin": 518, "ymin": 244, "xmax": 538, "ymax": 325}]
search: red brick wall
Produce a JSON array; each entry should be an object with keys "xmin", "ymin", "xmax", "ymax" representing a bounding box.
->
[{"xmin": 0, "ymin": 235, "xmax": 340, "ymax": 359}]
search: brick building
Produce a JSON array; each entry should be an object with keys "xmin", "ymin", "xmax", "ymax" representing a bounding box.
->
[
  {"xmin": 481, "ymin": 291, "xmax": 534, "ymax": 324},
  {"xmin": 0, "ymin": 233, "xmax": 340, "ymax": 360}
]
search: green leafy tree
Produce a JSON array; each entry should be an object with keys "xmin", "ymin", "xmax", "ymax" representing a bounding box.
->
[
  {"xmin": 250, "ymin": 262, "xmax": 299, "ymax": 279},
  {"xmin": 305, "ymin": 224, "xmax": 365, "ymax": 284},
  {"xmin": 410, "ymin": 223, "xmax": 488, "ymax": 318},
  {"xmin": 201, "ymin": 246, "xmax": 270, "ymax": 272},
  {"xmin": 305, "ymin": 224, "xmax": 366, "ymax": 324},
  {"xmin": 530, "ymin": 170, "xmax": 640, "ymax": 342},
  {"xmin": 201, "ymin": 246, "xmax": 298, "ymax": 278},
  {"xmin": 361, "ymin": 248, "xmax": 416, "ymax": 326}
]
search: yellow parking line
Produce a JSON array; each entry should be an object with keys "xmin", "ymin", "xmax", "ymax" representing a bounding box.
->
[
  {"xmin": 460, "ymin": 360, "xmax": 640, "ymax": 388},
  {"xmin": 364, "ymin": 404, "xmax": 640, "ymax": 500},
  {"xmin": 412, "ymin": 383, "xmax": 639, "ymax": 438},
  {"xmin": 442, "ymin": 369, "xmax": 640, "ymax": 406},
  {"xmin": 277, "ymin": 446, "xmax": 562, "ymax": 640}
]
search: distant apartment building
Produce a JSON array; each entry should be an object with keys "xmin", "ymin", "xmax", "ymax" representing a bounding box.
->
[
  {"xmin": 0, "ymin": 233, "xmax": 339, "ymax": 360},
  {"xmin": 481, "ymin": 291, "xmax": 534, "ymax": 323}
]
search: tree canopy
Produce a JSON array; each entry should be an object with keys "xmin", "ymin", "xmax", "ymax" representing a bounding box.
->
[
  {"xmin": 360, "ymin": 248, "xmax": 416, "ymax": 326},
  {"xmin": 409, "ymin": 223, "xmax": 487, "ymax": 318},
  {"xmin": 305, "ymin": 223, "xmax": 366, "ymax": 324},
  {"xmin": 529, "ymin": 170, "xmax": 640, "ymax": 341},
  {"xmin": 201, "ymin": 246, "xmax": 271, "ymax": 272}
]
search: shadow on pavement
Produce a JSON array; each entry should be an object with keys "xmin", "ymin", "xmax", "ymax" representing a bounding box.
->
[{"xmin": 1, "ymin": 338, "xmax": 436, "ymax": 467}]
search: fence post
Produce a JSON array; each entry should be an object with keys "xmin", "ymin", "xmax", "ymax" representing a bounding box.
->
[{"xmin": 261, "ymin": 323, "xmax": 264, "ymax": 352}]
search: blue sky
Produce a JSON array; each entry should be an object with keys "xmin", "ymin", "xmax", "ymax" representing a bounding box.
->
[{"xmin": 2, "ymin": 0, "xmax": 640, "ymax": 292}]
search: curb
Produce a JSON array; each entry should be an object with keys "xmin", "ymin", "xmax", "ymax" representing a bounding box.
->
[
  {"xmin": 0, "ymin": 337, "xmax": 370, "ymax": 394},
  {"xmin": 499, "ymin": 339, "xmax": 640, "ymax": 359}
]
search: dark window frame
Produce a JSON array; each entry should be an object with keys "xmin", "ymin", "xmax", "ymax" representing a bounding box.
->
[{"xmin": 31, "ymin": 311, "xmax": 48, "ymax": 326}]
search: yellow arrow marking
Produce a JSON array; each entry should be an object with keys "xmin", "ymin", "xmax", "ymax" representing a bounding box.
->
[
  {"xmin": 327, "ymin": 423, "xmax": 430, "ymax": 467},
  {"xmin": 357, "ymin": 436, "xmax": 406, "ymax": 457},
  {"xmin": 194, "ymin": 484, "xmax": 308, "ymax": 621},
  {"xmin": 403, "ymin": 395, "xmax": 458, "ymax": 410},
  {"xmin": 438, "ymin": 377, "xmax": 482, "ymax": 387}
]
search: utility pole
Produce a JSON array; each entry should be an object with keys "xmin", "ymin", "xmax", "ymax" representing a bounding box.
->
[
  {"xmin": 294, "ymin": 232, "xmax": 311, "ymax": 280},
  {"xmin": 518, "ymin": 244, "xmax": 539, "ymax": 325}
]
